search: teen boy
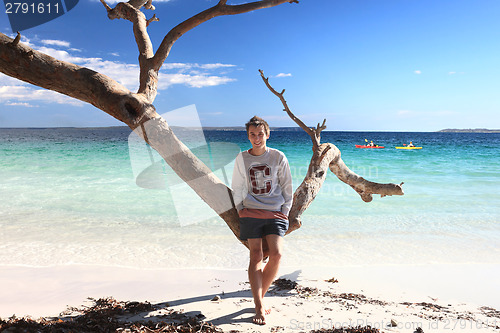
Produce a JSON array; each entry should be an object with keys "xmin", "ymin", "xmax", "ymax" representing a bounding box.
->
[{"xmin": 231, "ymin": 116, "xmax": 293, "ymax": 325}]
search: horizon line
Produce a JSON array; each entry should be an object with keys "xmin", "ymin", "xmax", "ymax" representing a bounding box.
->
[{"xmin": 0, "ymin": 126, "xmax": 499, "ymax": 133}]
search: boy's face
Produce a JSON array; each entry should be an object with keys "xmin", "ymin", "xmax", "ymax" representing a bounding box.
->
[{"xmin": 247, "ymin": 125, "xmax": 270, "ymax": 150}]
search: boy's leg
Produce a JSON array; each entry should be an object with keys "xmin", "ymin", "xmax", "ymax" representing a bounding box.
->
[
  {"xmin": 261, "ymin": 234, "xmax": 283, "ymax": 301},
  {"xmin": 247, "ymin": 237, "xmax": 266, "ymax": 325}
]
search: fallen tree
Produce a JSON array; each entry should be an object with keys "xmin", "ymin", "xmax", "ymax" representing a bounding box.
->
[{"xmin": 0, "ymin": 0, "xmax": 403, "ymax": 247}]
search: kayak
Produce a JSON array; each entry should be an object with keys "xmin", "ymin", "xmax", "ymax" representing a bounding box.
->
[
  {"xmin": 395, "ymin": 146, "xmax": 422, "ymax": 150},
  {"xmin": 355, "ymin": 145, "xmax": 385, "ymax": 149}
]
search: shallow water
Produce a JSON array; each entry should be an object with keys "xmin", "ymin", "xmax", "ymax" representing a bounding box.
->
[{"xmin": 0, "ymin": 127, "xmax": 498, "ymax": 269}]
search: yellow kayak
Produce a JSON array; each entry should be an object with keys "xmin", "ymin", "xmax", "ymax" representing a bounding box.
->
[{"xmin": 395, "ymin": 146, "xmax": 422, "ymax": 150}]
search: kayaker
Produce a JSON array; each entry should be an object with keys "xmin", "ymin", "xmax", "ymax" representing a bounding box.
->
[
  {"xmin": 408, "ymin": 141, "xmax": 415, "ymax": 147},
  {"xmin": 367, "ymin": 141, "xmax": 375, "ymax": 147}
]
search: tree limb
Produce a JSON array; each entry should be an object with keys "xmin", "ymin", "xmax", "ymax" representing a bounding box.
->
[
  {"xmin": 100, "ymin": 0, "xmax": 298, "ymax": 107},
  {"xmin": 10, "ymin": 32, "xmax": 21, "ymax": 46},
  {"xmin": 259, "ymin": 70, "xmax": 404, "ymax": 232},
  {"xmin": 259, "ymin": 69, "xmax": 322, "ymax": 150},
  {"xmin": 99, "ymin": 0, "xmax": 112, "ymax": 12},
  {"xmin": 147, "ymin": 14, "xmax": 159, "ymax": 27},
  {"xmin": 0, "ymin": 33, "xmax": 139, "ymax": 123},
  {"xmin": 153, "ymin": 0, "xmax": 298, "ymax": 72},
  {"xmin": 128, "ymin": 0, "xmax": 152, "ymax": 10},
  {"xmin": 100, "ymin": 1, "xmax": 156, "ymax": 102}
]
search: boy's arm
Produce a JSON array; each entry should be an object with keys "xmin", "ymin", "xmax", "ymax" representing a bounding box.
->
[
  {"xmin": 279, "ymin": 155, "xmax": 293, "ymax": 216},
  {"xmin": 231, "ymin": 153, "xmax": 246, "ymax": 212}
]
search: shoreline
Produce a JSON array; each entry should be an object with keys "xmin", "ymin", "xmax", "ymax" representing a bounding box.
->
[
  {"xmin": 1, "ymin": 126, "xmax": 499, "ymax": 133},
  {"xmin": 1, "ymin": 263, "xmax": 499, "ymax": 332}
]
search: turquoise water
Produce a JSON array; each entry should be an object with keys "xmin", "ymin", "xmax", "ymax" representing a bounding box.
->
[{"xmin": 0, "ymin": 128, "xmax": 498, "ymax": 269}]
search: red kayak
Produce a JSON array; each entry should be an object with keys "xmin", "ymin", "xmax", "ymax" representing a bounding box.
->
[{"xmin": 355, "ymin": 145, "xmax": 385, "ymax": 149}]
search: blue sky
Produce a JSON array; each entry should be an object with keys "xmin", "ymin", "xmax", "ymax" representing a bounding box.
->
[{"xmin": 1, "ymin": 0, "xmax": 499, "ymax": 131}]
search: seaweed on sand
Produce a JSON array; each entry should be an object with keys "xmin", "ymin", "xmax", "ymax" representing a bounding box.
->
[{"xmin": 0, "ymin": 297, "xmax": 221, "ymax": 333}]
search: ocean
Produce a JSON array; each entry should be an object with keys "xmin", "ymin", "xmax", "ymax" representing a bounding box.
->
[{"xmin": 0, "ymin": 127, "xmax": 498, "ymax": 270}]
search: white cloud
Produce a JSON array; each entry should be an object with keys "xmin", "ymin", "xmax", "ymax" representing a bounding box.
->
[
  {"xmin": 41, "ymin": 39, "xmax": 70, "ymax": 48},
  {"xmin": 0, "ymin": 85, "xmax": 83, "ymax": 106},
  {"xmin": 163, "ymin": 63, "xmax": 191, "ymax": 70},
  {"xmin": 162, "ymin": 62, "xmax": 236, "ymax": 73},
  {"xmin": 199, "ymin": 63, "xmax": 236, "ymax": 70},
  {"xmin": 83, "ymin": 60, "xmax": 141, "ymax": 89},
  {"xmin": 5, "ymin": 102, "xmax": 38, "ymax": 107},
  {"xmin": 274, "ymin": 73, "xmax": 292, "ymax": 78},
  {"xmin": 159, "ymin": 73, "xmax": 236, "ymax": 89},
  {"xmin": 414, "ymin": 70, "xmax": 422, "ymax": 74}
]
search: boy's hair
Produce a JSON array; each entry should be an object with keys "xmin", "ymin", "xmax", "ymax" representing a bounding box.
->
[{"xmin": 245, "ymin": 116, "xmax": 270, "ymax": 135}]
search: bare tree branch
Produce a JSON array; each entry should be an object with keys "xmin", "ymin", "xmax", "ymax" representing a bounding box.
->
[
  {"xmin": 153, "ymin": 0, "xmax": 298, "ymax": 72},
  {"xmin": 147, "ymin": 14, "xmax": 159, "ymax": 27},
  {"xmin": 100, "ymin": 1, "xmax": 157, "ymax": 102},
  {"xmin": 128, "ymin": 0, "xmax": 150, "ymax": 10},
  {"xmin": 0, "ymin": 33, "xmax": 137, "ymax": 122},
  {"xmin": 10, "ymin": 32, "xmax": 21, "ymax": 46},
  {"xmin": 100, "ymin": 0, "xmax": 297, "ymax": 106},
  {"xmin": 329, "ymin": 157, "xmax": 404, "ymax": 202},
  {"xmin": 315, "ymin": 119, "xmax": 327, "ymax": 137},
  {"xmin": 259, "ymin": 69, "xmax": 322, "ymax": 149},
  {"xmin": 259, "ymin": 69, "xmax": 404, "ymax": 232},
  {"xmin": 99, "ymin": 0, "xmax": 112, "ymax": 12},
  {"xmin": 144, "ymin": 0, "xmax": 155, "ymax": 10}
]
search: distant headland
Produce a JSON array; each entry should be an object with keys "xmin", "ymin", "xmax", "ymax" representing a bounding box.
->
[
  {"xmin": 2, "ymin": 126, "xmax": 499, "ymax": 133},
  {"xmin": 437, "ymin": 128, "xmax": 500, "ymax": 133}
]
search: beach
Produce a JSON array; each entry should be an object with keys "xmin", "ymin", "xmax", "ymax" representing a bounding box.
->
[
  {"xmin": 0, "ymin": 127, "xmax": 499, "ymax": 331},
  {"xmin": 1, "ymin": 264, "xmax": 499, "ymax": 332}
]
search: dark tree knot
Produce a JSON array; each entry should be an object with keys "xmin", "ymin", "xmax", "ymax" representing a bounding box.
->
[{"xmin": 125, "ymin": 102, "xmax": 138, "ymax": 118}]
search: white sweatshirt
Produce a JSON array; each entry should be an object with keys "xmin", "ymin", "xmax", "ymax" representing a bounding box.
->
[{"xmin": 232, "ymin": 147, "xmax": 293, "ymax": 216}]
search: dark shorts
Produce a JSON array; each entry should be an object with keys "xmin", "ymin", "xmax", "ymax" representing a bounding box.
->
[{"xmin": 239, "ymin": 217, "xmax": 289, "ymax": 241}]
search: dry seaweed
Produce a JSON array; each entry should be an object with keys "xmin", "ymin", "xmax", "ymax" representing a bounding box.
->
[
  {"xmin": 273, "ymin": 278, "xmax": 298, "ymax": 290},
  {"xmin": 325, "ymin": 277, "xmax": 339, "ymax": 284},
  {"xmin": 272, "ymin": 278, "xmax": 319, "ymax": 298},
  {"xmin": 0, "ymin": 297, "xmax": 221, "ymax": 333},
  {"xmin": 480, "ymin": 307, "xmax": 500, "ymax": 319}
]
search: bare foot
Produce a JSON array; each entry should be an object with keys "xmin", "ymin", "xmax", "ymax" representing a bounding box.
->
[{"xmin": 253, "ymin": 307, "xmax": 266, "ymax": 325}]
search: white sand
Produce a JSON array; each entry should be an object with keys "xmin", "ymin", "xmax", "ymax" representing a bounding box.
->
[{"xmin": 1, "ymin": 263, "xmax": 499, "ymax": 332}]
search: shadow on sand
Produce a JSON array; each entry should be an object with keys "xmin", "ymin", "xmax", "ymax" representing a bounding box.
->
[{"xmin": 148, "ymin": 270, "xmax": 303, "ymax": 326}]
